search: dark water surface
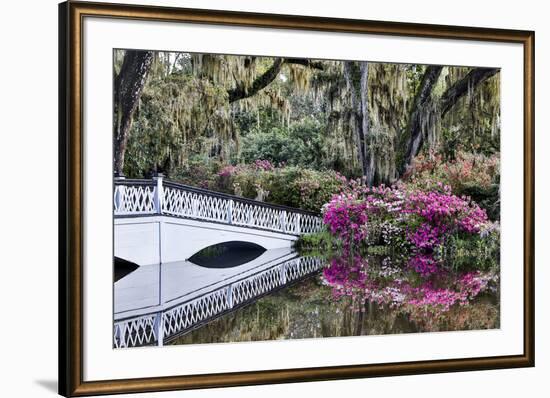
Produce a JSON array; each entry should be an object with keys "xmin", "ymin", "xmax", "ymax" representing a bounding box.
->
[{"xmin": 171, "ymin": 258, "xmax": 499, "ymax": 345}]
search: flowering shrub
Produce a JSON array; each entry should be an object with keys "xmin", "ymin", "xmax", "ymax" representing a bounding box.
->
[
  {"xmin": 322, "ymin": 193, "xmax": 369, "ymax": 250},
  {"xmin": 403, "ymin": 151, "xmax": 500, "ymax": 220},
  {"xmin": 405, "ymin": 151, "xmax": 499, "ymax": 192},
  {"xmin": 253, "ymin": 159, "xmax": 274, "ymax": 171},
  {"xmin": 321, "ymin": 183, "xmax": 491, "ymax": 276}
]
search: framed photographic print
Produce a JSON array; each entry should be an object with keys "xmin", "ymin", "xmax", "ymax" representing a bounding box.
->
[{"xmin": 59, "ymin": 1, "xmax": 535, "ymax": 396}]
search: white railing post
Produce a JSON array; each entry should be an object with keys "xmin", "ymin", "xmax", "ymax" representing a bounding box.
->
[
  {"xmin": 155, "ymin": 312, "xmax": 164, "ymax": 347},
  {"xmin": 295, "ymin": 214, "xmax": 301, "ymax": 234},
  {"xmin": 113, "ymin": 173, "xmax": 126, "ymax": 213},
  {"xmin": 153, "ymin": 173, "xmax": 164, "ymax": 214},
  {"xmin": 227, "ymin": 200, "xmax": 234, "ymax": 224},
  {"xmin": 192, "ymin": 194, "xmax": 198, "ymax": 217},
  {"xmin": 227, "ymin": 284, "xmax": 234, "ymax": 308},
  {"xmin": 280, "ymin": 210, "xmax": 287, "ymax": 233},
  {"xmin": 279, "ymin": 262, "xmax": 287, "ymax": 285}
]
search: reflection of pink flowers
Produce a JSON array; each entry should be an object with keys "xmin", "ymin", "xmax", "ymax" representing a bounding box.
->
[
  {"xmin": 323, "ymin": 254, "xmax": 497, "ymax": 317},
  {"xmin": 407, "ymin": 272, "xmax": 493, "ymax": 312},
  {"xmin": 408, "ymin": 254, "xmax": 439, "ymax": 276}
]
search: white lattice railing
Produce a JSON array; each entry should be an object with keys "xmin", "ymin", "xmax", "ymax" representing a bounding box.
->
[
  {"xmin": 113, "ymin": 256, "xmax": 324, "ymax": 348},
  {"xmin": 114, "ymin": 176, "xmax": 323, "ymax": 235}
]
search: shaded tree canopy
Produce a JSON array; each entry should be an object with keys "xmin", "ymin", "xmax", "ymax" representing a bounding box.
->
[{"xmin": 114, "ymin": 49, "xmax": 500, "ymax": 184}]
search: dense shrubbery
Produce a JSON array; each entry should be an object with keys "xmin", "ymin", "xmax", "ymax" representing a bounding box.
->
[
  {"xmin": 239, "ymin": 119, "xmax": 328, "ymax": 171},
  {"xmin": 214, "ymin": 160, "xmax": 348, "ymax": 212},
  {"xmin": 403, "ymin": 151, "xmax": 500, "ymax": 220}
]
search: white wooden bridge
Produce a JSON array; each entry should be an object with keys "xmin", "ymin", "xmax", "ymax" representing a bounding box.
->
[
  {"xmin": 114, "ymin": 176, "xmax": 323, "ymax": 265},
  {"xmin": 113, "ymin": 175, "xmax": 324, "ymax": 347}
]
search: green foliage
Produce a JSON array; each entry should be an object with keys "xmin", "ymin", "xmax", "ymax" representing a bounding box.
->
[
  {"xmin": 169, "ymin": 155, "xmax": 222, "ymax": 189},
  {"xmin": 214, "ymin": 163, "xmax": 347, "ymax": 212},
  {"xmin": 239, "ymin": 118, "xmax": 329, "ymax": 169},
  {"xmin": 440, "ymin": 227, "xmax": 500, "ymax": 272},
  {"xmin": 295, "ymin": 230, "xmax": 339, "ymax": 255}
]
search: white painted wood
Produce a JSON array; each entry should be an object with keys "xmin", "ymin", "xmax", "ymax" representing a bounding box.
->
[
  {"xmin": 114, "ymin": 179, "xmax": 324, "ymax": 234},
  {"xmin": 114, "ymin": 221, "xmax": 161, "ymax": 266},
  {"xmin": 114, "ymin": 215, "xmax": 297, "ymax": 266}
]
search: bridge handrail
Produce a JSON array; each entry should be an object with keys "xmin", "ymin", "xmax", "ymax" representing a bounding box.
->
[
  {"xmin": 114, "ymin": 177, "xmax": 320, "ymax": 216},
  {"xmin": 114, "ymin": 176, "xmax": 324, "ymax": 235}
]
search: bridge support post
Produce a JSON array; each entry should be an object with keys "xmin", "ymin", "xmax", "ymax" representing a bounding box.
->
[
  {"xmin": 280, "ymin": 210, "xmax": 287, "ymax": 233},
  {"xmin": 153, "ymin": 173, "xmax": 164, "ymax": 214}
]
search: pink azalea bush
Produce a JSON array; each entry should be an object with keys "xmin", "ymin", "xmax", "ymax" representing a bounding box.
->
[
  {"xmin": 322, "ymin": 182, "xmax": 491, "ymax": 277},
  {"xmin": 323, "ymin": 184, "xmax": 488, "ymax": 247}
]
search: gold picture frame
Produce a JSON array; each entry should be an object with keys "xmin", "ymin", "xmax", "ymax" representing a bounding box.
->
[{"xmin": 59, "ymin": 1, "xmax": 535, "ymax": 396}]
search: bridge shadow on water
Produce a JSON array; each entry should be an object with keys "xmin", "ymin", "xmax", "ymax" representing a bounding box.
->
[{"xmin": 114, "ymin": 257, "xmax": 139, "ymax": 282}]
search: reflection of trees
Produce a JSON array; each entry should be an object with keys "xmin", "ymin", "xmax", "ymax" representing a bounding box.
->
[{"xmin": 171, "ymin": 259, "xmax": 499, "ymax": 345}]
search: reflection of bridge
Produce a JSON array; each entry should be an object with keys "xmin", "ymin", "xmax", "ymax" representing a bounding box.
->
[
  {"xmin": 114, "ymin": 252, "xmax": 324, "ymax": 348},
  {"xmin": 113, "ymin": 176, "xmax": 324, "ymax": 348},
  {"xmin": 114, "ymin": 176, "xmax": 324, "ymax": 265}
]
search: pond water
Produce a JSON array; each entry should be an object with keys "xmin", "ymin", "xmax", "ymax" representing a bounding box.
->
[{"xmin": 170, "ymin": 252, "xmax": 499, "ymax": 345}]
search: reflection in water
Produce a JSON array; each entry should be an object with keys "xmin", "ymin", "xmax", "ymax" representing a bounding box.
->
[
  {"xmin": 188, "ymin": 241, "xmax": 266, "ymax": 268},
  {"xmin": 171, "ymin": 254, "xmax": 499, "ymax": 345}
]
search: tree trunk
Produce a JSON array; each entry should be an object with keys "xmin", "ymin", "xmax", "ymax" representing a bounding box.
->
[
  {"xmin": 359, "ymin": 62, "xmax": 374, "ymax": 186},
  {"xmin": 344, "ymin": 61, "xmax": 372, "ymax": 184},
  {"xmin": 398, "ymin": 65, "xmax": 443, "ymax": 176},
  {"xmin": 227, "ymin": 58, "xmax": 284, "ymax": 103},
  {"xmin": 113, "ymin": 50, "xmax": 154, "ymax": 175}
]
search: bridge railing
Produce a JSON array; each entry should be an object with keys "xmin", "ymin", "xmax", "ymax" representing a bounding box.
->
[
  {"xmin": 113, "ymin": 256, "xmax": 324, "ymax": 348},
  {"xmin": 114, "ymin": 176, "xmax": 324, "ymax": 235}
]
